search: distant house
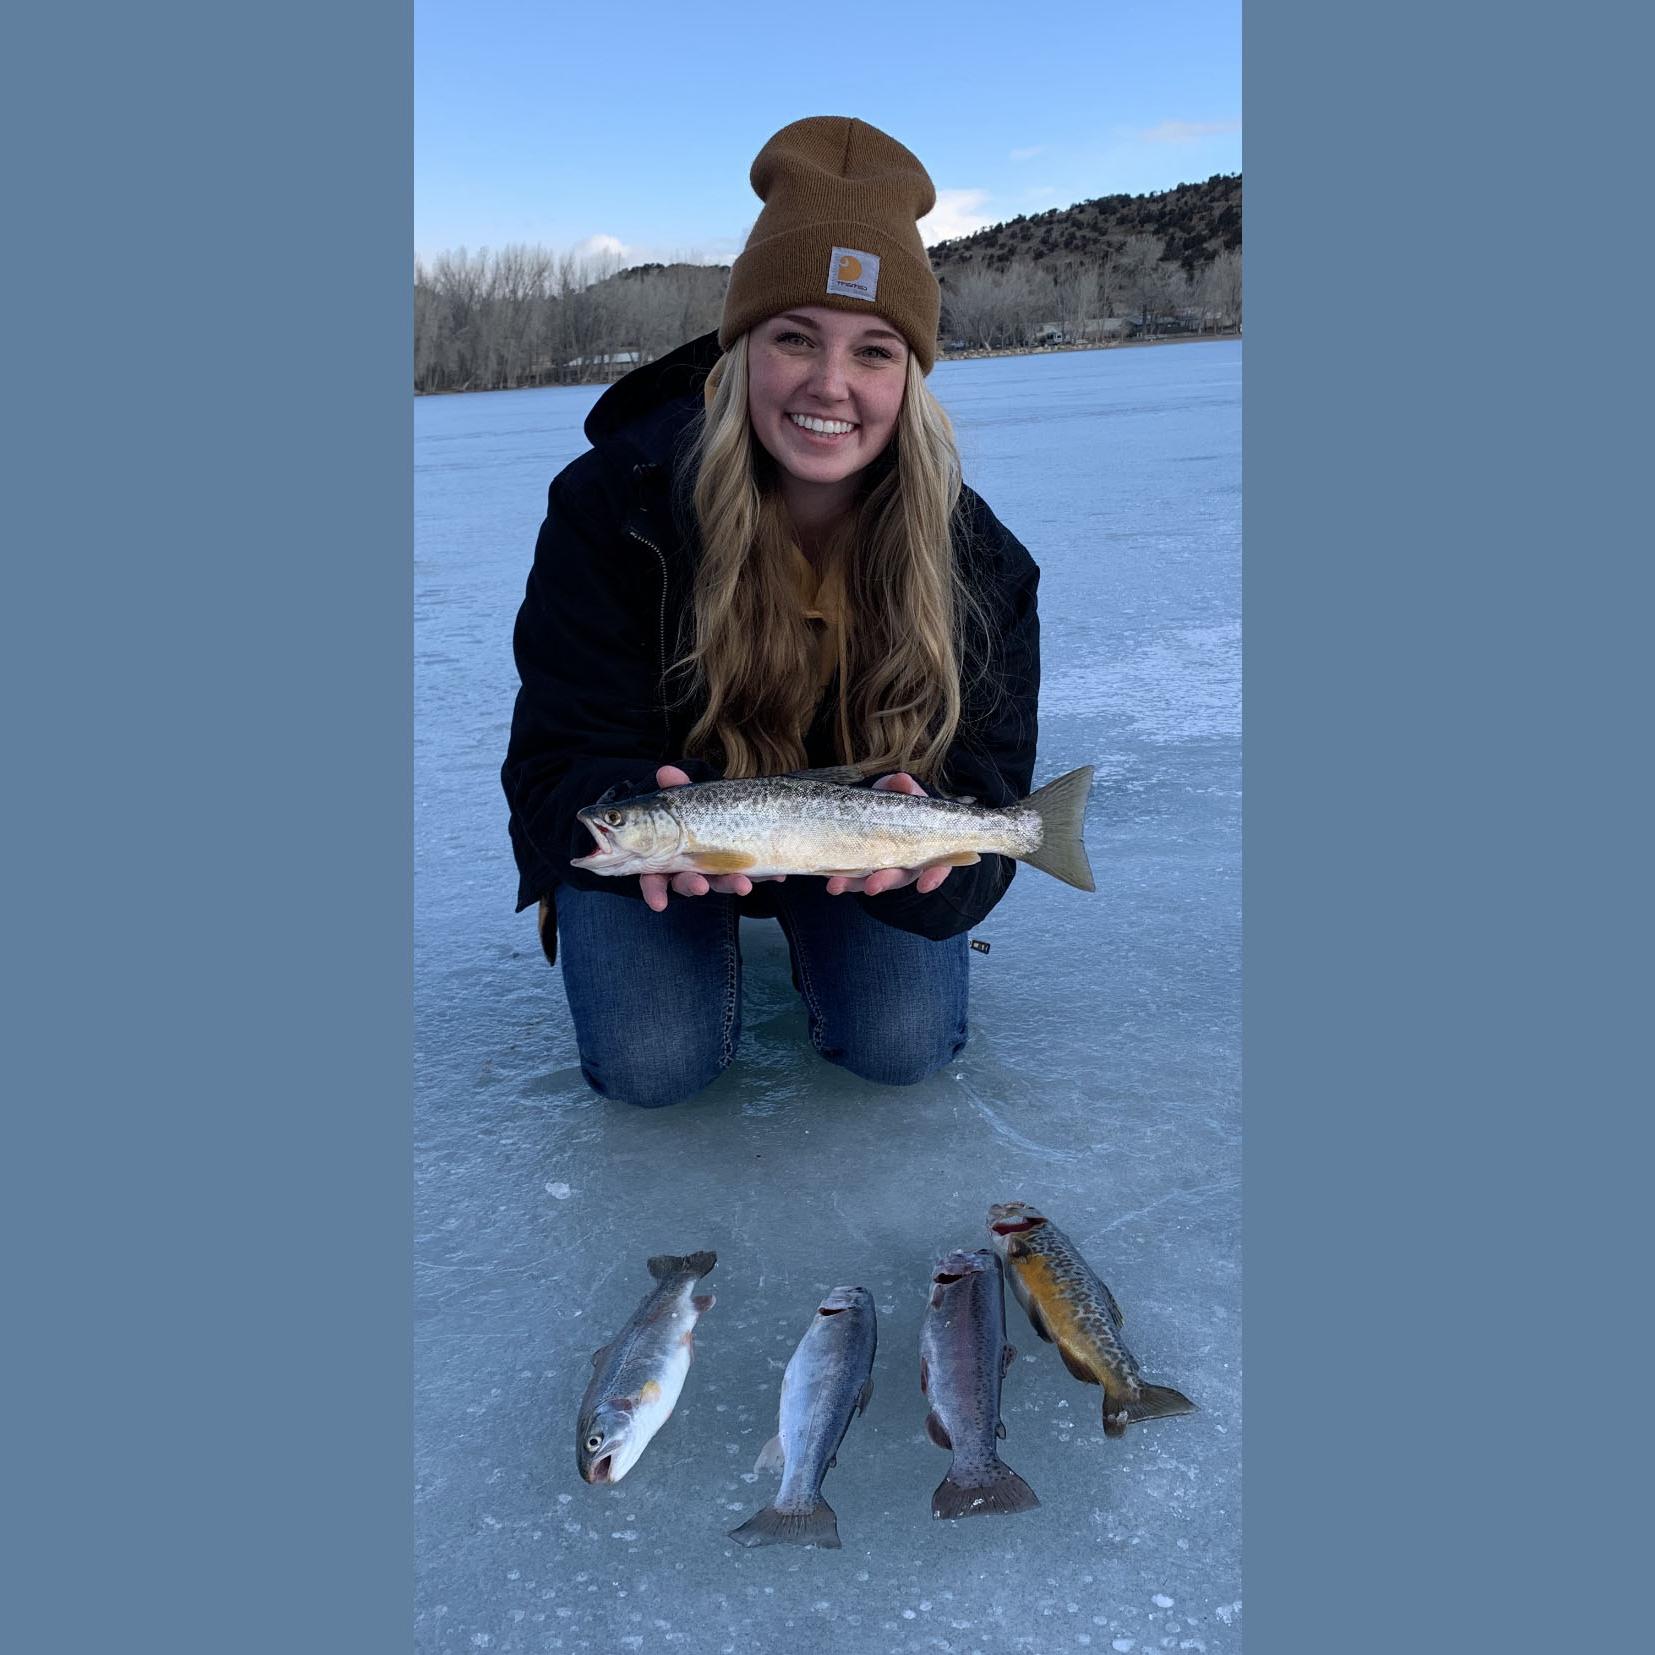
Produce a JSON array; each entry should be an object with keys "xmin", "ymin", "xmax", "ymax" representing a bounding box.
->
[{"xmin": 562, "ymin": 351, "xmax": 641, "ymax": 369}]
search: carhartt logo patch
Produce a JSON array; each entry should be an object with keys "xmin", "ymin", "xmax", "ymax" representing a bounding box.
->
[{"xmin": 827, "ymin": 246, "xmax": 880, "ymax": 301}]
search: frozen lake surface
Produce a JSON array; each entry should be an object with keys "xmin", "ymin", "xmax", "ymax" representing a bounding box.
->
[{"xmin": 416, "ymin": 340, "xmax": 1241, "ymax": 1653}]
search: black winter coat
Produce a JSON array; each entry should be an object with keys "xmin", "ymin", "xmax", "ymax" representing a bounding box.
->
[{"xmin": 501, "ymin": 331, "xmax": 1042, "ymax": 955}]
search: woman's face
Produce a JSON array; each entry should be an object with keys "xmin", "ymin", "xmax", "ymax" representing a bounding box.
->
[{"xmin": 746, "ymin": 306, "xmax": 909, "ymax": 507}]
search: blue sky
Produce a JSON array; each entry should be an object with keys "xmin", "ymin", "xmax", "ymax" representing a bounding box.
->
[{"xmin": 416, "ymin": 0, "xmax": 1241, "ymax": 265}]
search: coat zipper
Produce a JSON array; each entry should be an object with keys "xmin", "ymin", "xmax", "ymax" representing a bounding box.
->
[{"xmin": 627, "ymin": 526, "xmax": 673, "ymax": 746}]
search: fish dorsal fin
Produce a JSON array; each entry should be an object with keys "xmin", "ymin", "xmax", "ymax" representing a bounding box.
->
[
  {"xmin": 997, "ymin": 1420, "xmax": 1007, "ymax": 1440},
  {"xmin": 781, "ymin": 764, "xmax": 867, "ymax": 784},
  {"xmin": 1098, "ymin": 1280, "xmax": 1125, "ymax": 1329},
  {"xmin": 919, "ymin": 1356, "xmax": 929, "ymax": 1395},
  {"xmin": 924, "ymin": 1411, "xmax": 953, "ymax": 1451},
  {"xmin": 1001, "ymin": 1342, "xmax": 1017, "ymax": 1375},
  {"xmin": 591, "ymin": 1344, "xmax": 611, "ymax": 1368},
  {"xmin": 753, "ymin": 1434, "xmax": 786, "ymax": 1475}
]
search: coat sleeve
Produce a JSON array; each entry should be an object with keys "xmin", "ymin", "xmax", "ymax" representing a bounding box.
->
[
  {"xmin": 856, "ymin": 503, "xmax": 1042, "ymax": 941},
  {"xmin": 501, "ymin": 454, "xmax": 712, "ymax": 912}
]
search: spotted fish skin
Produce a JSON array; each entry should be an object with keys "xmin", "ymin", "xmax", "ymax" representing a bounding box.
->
[
  {"xmin": 986, "ymin": 1203, "xmax": 1196, "ymax": 1438},
  {"xmin": 576, "ymin": 1251, "xmax": 716, "ymax": 1485},
  {"xmin": 571, "ymin": 768, "xmax": 1095, "ymax": 890}
]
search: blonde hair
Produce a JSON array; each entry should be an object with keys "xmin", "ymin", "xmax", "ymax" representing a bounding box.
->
[{"xmin": 676, "ymin": 331, "xmax": 980, "ymax": 782}]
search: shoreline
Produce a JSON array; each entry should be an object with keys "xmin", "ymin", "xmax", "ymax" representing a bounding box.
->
[{"xmin": 413, "ymin": 330, "xmax": 1240, "ymax": 397}]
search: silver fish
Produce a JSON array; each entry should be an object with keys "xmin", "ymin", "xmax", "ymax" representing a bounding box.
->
[
  {"xmin": 576, "ymin": 1251, "xmax": 716, "ymax": 1484},
  {"xmin": 729, "ymin": 1285, "xmax": 877, "ymax": 1549},
  {"xmin": 572, "ymin": 766, "xmax": 1095, "ymax": 891},
  {"xmin": 918, "ymin": 1248, "xmax": 1039, "ymax": 1519},
  {"xmin": 988, "ymin": 1202, "xmax": 1196, "ymax": 1436}
]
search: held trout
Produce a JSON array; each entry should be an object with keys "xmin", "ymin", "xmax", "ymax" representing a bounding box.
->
[
  {"xmin": 988, "ymin": 1202, "xmax": 1196, "ymax": 1437},
  {"xmin": 730, "ymin": 1285, "xmax": 877, "ymax": 1549},
  {"xmin": 576, "ymin": 1251, "xmax": 716, "ymax": 1485},
  {"xmin": 571, "ymin": 766, "xmax": 1095, "ymax": 891},
  {"xmin": 918, "ymin": 1249, "xmax": 1039, "ymax": 1520}
]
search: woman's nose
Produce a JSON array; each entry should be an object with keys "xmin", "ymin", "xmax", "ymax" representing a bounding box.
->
[{"xmin": 808, "ymin": 348, "xmax": 852, "ymax": 402}]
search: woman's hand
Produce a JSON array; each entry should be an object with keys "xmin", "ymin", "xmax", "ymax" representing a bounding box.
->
[
  {"xmin": 638, "ymin": 765, "xmax": 787, "ymax": 913},
  {"xmin": 825, "ymin": 773, "xmax": 955, "ymax": 898}
]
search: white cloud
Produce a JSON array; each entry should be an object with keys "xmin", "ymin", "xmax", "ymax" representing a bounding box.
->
[
  {"xmin": 1140, "ymin": 119, "xmax": 1242, "ymax": 145},
  {"xmin": 919, "ymin": 188, "xmax": 995, "ymax": 245},
  {"xmin": 1009, "ymin": 144, "xmax": 1045, "ymax": 161},
  {"xmin": 573, "ymin": 232, "xmax": 630, "ymax": 259}
]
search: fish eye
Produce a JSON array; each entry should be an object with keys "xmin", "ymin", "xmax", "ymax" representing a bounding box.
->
[
  {"xmin": 584, "ymin": 1433, "xmax": 603, "ymax": 1452},
  {"xmin": 603, "ymin": 810, "xmax": 623, "ymax": 827}
]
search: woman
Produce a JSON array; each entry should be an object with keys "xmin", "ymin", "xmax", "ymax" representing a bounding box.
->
[{"xmin": 501, "ymin": 116, "xmax": 1041, "ymax": 1108}]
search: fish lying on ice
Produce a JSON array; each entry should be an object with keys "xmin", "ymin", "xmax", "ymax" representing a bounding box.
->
[
  {"xmin": 987, "ymin": 1203, "xmax": 1196, "ymax": 1437},
  {"xmin": 730, "ymin": 1285, "xmax": 877, "ymax": 1549},
  {"xmin": 571, "ymin": 766, "xmax": 1096, "ymax": 891},
  {"xmin": 576, "ymin": 1251, "xmax": 716, "ymax": 1485},
  {"xmin": 918, "ymin": 1249, "xmax": 1039, "ymax": 1519}
]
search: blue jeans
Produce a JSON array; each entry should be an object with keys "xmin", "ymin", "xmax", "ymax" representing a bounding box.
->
[{"xmin": 554, "ymin": 882, "xmax": 971, "ymax": 1108}]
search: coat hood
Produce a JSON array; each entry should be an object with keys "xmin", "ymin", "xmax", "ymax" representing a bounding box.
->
[{"xmin": 583, "ymin": 330, "xmax": 724, "ymax": 460}]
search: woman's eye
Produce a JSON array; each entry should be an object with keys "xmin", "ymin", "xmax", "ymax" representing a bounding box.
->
[
  {"xmin": 861, "ymin": 346, "xmax": 893, "ymax": 360},
  {"xmin": 775, "ymin": 330, "xmax": 810, "ymax": 347}
]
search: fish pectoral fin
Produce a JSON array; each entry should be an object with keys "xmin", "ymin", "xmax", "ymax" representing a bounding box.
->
[
  {"xmin": 753, "ymin": 1434, "xmax": 786, "ymax": 1475},
  {"xmin": 924, "ymin": 851, "xmax": 981, "ymax": 868},
  {"xmin": 590, "ymin": 1344, "xmax": 611, "ymax": 1368},
  {"xmin": 924, "ymin": 1411, "xmax": 953, "ymax": 1451},
  {"xmin": 692, "ymin": 1293, "xmax": 716, "ymax": 1313},
  {"xmin": 1001, "ymin": 1343, "xmax": 1017, "ymax": 1375},
  {"xmin": 691, "ymin": 850, "xmax": 758, "ymax": 874},
  {"xmin": 1056, "ymin": 1341, "xmax": 1100, "ymax": 1384},
  {"xmin": 997, "ymin": 1420, "xmax": 1007, "ymax": 1440},
  {"xmin": 856, "ymin": 1375, "xmax": 875, "ymax": 1415},
  {"xmin": 919, "ymin": 1357, "xmax": 929, "ymax": 1395},
  {"xmin": 1023, "ymin": 1298, "xmax": 1057, "ymax": 1343},
  {"xmin": 929, "ymin": 1284, "xmax": 947, "ymax": 1310}
]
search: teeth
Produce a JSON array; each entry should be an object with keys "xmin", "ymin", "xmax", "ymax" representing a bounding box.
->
[{"xmin": 789, "ymin": 414, "xmax": 856, "ymax": 435}]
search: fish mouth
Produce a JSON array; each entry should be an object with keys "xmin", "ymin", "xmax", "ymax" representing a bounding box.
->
[
  {"xmin": 988, "ymin": 1204, "xmax": 1046, "ymax": 1236},
  {"xmin": 571, "ymin": 816, "xmax": 620, "ymax": 870},
  {"xmin": 585, "ymin": 1452, "xmax": 615, "ymax": 1484},
  {"xmin": 933, "ymin": 1249, "xmax": 992, "ymax": 1284}
]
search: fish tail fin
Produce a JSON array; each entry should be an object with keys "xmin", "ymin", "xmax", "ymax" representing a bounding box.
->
[
  {"xmin": 1020, "ymin": 766, "xmax": 1095, "ymax": 891},
  {"xmin": 932, "ymin": 1459, "xmax": 1041, "ymax": 1520},
  {"xmin": 1117, "ymin": 1381, "xmax": 1199, "ymax": 1428},
  {"xmin": 727, "ymin": 1497, "xmax": 841, "ymax": 1549},
  {"xmin": 647, "ymin": 1250, "xmax": 717, "ymax": 1281}
]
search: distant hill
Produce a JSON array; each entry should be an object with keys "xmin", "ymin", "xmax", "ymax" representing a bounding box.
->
[{"xmin": 928, "ymin": 173, "xmax": 1241, "ymax": 277}]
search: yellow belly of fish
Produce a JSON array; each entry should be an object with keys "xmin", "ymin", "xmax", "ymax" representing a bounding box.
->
[{"xmin": 1012, "ymin": 1254, "xmax": 1106, "ymax": 1377}]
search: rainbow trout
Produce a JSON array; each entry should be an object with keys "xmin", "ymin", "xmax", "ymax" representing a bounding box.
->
[
  {"xmin": 987, "ymin": 1203, "xmax": 1196, "ymax": 1437},
  {"xmin": 576, "ymin": 1251, "xmax": 716, "ymax": 1485},
  {"xmin": 729, "ymin": 1285, "xmax": 877, "ymax": 1549},
  {"xmin": 571, "ymin": 766, "xmax": 1095, "ymax": 890},
  {"xmin": 918, "ymin": 1249, "xmax": 1039, "ymax": 1519}
]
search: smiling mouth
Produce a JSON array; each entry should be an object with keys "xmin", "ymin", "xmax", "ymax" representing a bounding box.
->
[{"xmin": 787, "ymin": 412, "xmax": 858, "ymax": 438}]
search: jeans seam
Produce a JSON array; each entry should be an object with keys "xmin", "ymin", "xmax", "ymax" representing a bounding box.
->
[
  {"xmin": 775, "ymin": 899, "xmax": 828, "ymax": 1053},
  {"xmin": 717, "ymin": 899, "xmax": 741, "ymax": 1068}
]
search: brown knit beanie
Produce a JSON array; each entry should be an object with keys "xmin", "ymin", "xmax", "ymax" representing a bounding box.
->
[{"xmin": 719, "ymin": 116, "xmax": 941, "ymax": 373}]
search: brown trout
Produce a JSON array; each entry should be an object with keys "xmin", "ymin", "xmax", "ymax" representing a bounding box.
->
[
  {"xmin": 919, "ymin": 1248, "xmax": 1039, "ymax": 1519},
  {"xmin": 571, "ymin": 766, "xmax": 1095, "ymax": 890},
  {"xmin": 576, "ymin": 1251, "xmax": 716, "ymax": 1485},
  {"xmin": 730, "ymin": 1285, "xmax": 877, "ymax": 1549},
  {"xmin": 987, "ymin": 1203, "xmax": 1196, "ymax": 1437}
]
